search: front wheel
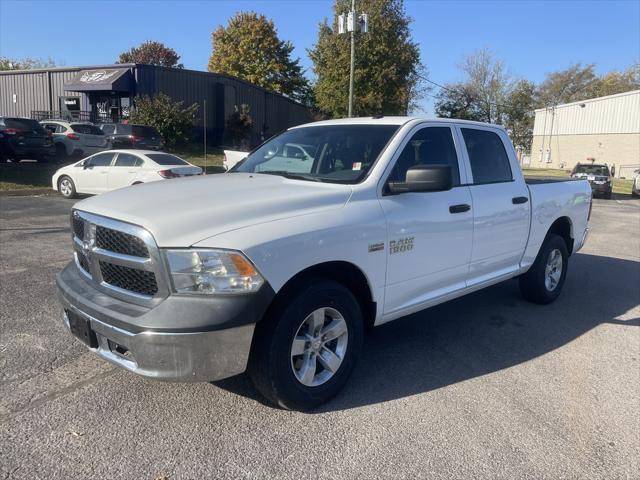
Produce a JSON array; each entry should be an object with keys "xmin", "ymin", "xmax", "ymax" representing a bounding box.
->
[
  {"xmin": 519, "ymin": 234, "xmax": 568, "ymax": 304},
  {"xmin": 249, "ymin": 279, "xmax": 363, "ymax": 411},
  {"xmin": 58, "ymin": 176, "xmax": 77, "ymax": 199}
]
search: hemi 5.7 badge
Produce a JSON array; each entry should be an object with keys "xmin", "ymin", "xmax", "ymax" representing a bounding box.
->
[{"xmin": 389, "ymin": 237, "xmax": 414, "ymax": 254}]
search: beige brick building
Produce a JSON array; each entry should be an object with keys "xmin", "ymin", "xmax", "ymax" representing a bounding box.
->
[{"xmin": 529, "ymin": 90, "xmax": 640, "ymax": 178}]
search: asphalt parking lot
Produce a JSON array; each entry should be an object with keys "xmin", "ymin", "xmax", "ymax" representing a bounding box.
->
[{"xmin": 1, "ymin": 194, "xmax": 639, "ymax": 479}]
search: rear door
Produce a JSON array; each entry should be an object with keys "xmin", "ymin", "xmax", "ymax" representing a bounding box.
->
[
  {"xmin": 108, "ymin": 152, "xmax": 143, "ymax": 190},
  {"xmin": 379, "ymin": 123, "xmax": 474, "ymax": 318},
  {"xmin": 75, "ymin": 151, "xmax": 116, "ymax": 193},
  {"xmin": 456, "ymin": 125, "xmax": 530, "ymax": 286}
]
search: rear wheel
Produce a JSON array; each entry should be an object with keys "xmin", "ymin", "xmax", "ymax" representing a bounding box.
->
[
  {"xmin": 519, "ymin": 234, "xmax": 568, "ymax": 304},
  {"xmin": 249, "ymin": 279, "xmax": 363, "ymax": 411},
  {"xmin": 58, "ymin": 176, "xmax": 77, "ymax": 199}
]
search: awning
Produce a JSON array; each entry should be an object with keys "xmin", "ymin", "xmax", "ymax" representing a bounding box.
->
[{"xmin": 64, "ymin": 68, "xmax": 132, "ymax": 92}]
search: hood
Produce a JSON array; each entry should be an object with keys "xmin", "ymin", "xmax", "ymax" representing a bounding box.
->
[{"xmin": 74, "ymin": 173, "xmax": 352, "ymax": 246}]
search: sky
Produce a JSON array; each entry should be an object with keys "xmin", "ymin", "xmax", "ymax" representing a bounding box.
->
[{"xmin": 1, "ymin": 0, "xmax": 639, "ymax": 114}]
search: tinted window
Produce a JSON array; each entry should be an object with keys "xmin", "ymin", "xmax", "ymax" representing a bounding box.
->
[
  {"xmin": 5, "ymin": 118, "xmax": 46, "ymax": 133},
  {"xmin": 101, "ymin": 124, "xmax": 115, "ymax": 135},
  {"xmin": 234, "ymin": 125, "xmax": 399, "ymax": 184},
  {"xmin": 87, "ymin": 152, "xmax": 115, "ymax": 167},
  {"xmin": 71, "ymin": 124, "xmax": 104, "ymax": 135},
  {"xmin": 132, "ymin": 125, "xmax": 160, "ymax": 137},
  {"xmin": 388, "ymin": 127, "xmax": 460, "ymax": 186},
  {"xmin": 42, "ymin": 124, "xmax": 57, "ymax": 134},
  {"xmin": 572, "ymin": 164, "xmax": 610, "ymax": 176},
  {"xmin": 146, "ymin": 153, "xmax": 188, "ymax": 166},
  {"xmin": 461, "ymin": 128, "xmax": 512, "ymax": 184},
  {"xmin": 114, "ymin": 153, "xmax": 141, "ymax": 167},
  {"xmin": 116, "ymin": 124, "xmax": 132, "ymax": 135}
]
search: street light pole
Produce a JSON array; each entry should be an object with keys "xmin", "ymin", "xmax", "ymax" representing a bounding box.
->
[
  {"xmin": 348, "ymin": 0, "xmax": 355, "ymax": 118},
  {"xmin": 338, "ymin": 2, "xmax": 367, "ymax": 118}
]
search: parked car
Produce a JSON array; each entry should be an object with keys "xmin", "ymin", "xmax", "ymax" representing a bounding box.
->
[
  {"xmin": 570, "ymin": 163, "xmax": 613, "ymax": 198},
  {"xmin": 223, "ymin": 144, "xmax": 317, "ymax": 171},
  {"xmin": 99, "ymin": 123, "xmax": 164, "ymax": 150},
  {"xmin": 0, "ymin": 116, "xmax": 55, "ymax": 162},
  {"xmin": 632, "ymin": 169, "xmax": 640, "ymax": 197},
  {"xmin": 56, "ymin": 117, "xmax": 591, "ymax": 411},
  {"xmin": 223, "ymin": 149, "xmax": 248, "ymax": 170},
  {"xmin": 40, "ymin": 120, "xmax": 108, "ymax": 159},
  {"xmin": 52, "ymin": 150, "xmax": 202, "ymax": 198}
]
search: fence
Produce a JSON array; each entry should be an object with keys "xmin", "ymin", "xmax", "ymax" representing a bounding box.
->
[{"xmin": 31, "ymin": 110, "xmax": 126, "ymax": 124}]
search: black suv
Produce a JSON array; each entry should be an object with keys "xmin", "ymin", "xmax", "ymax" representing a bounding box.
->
[
  {"xmin": 0, "ymin": 117, "xmax": 55, "ymax": 162},
  {"xmin": 100, "ymin": 123, "xmax": 164, "ymax": 150},
  {"xmin": 570, "ymin": 163, "xmax": 613, "ymax": 199}
]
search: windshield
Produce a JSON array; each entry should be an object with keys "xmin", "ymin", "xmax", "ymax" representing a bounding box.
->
[
  {"xmin": 232, "ymin": 124, "xmax": 400, "ymax": 183},
  {"xmin": 573, "ymin": 165, "xmax": 610, "ymax": 176}
]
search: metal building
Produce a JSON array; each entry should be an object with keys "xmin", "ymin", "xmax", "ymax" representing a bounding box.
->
[
  {"xmin": 530, "ymin": 90, "xmax": 640, "ymax": 178},
  {"xmin": 0, "ymin": 63, "xmax": 312, "ymax": 147}
]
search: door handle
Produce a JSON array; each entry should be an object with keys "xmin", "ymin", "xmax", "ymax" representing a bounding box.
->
[
  {"xmin": 449, "ymin": 204, "xmax": 471, "ymax": 214},
  {"xmin": 512, "ymin": 196, "xmax": 529, "ymax": 204}
]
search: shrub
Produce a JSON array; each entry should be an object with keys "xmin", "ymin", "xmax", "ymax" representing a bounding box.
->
[
  {"xmin": 130, "ymin": 94, "xmax": 199, "ymax": 146},
  {"xmin": 225, "ymin": 104, "xmax": 253, "ymax": 149}
]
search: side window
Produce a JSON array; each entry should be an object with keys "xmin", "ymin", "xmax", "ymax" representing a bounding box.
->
[
  {"xmin": 57, "ymin": 125, "xmax": 67, "ymax": 133},
  {"xmin": 388, "ymin": 127, "xmax": 460, "ymax": 186},
  {"xmin": 101, "ymin": 125, "xmax": 115, "ymax": 135},
  {"xmin": 461, "ymin": 128, "xmax": 512, "ymax": 184},
  {"xmin": 114, "ymin": 153, "xmax": 140, "ymax": 167},
  {"xmin": 87, "ymin": 152, "xmax": 115, "ymax": 167}
]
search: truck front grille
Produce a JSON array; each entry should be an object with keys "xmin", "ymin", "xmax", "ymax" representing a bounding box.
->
[
  {"xmin": 96, "ymin": 226, "xmax": 149, "ymax": 258},
  {"xmin": 99, "ymin": 261, "xmax": 158, "ymax": 296},
  {"xmin": 70, "ymin": 210, "xmax": 167, "ymax": 305}
]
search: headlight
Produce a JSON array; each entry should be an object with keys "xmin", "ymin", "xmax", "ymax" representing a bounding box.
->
[{"xmin": 164, "ymin": 249, "xmax": 264, "ymax": 294}]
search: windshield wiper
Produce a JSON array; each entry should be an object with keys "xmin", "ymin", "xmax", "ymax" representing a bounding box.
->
[{"xmin": 257, "ymin": 171, "xmax": 323, "ymax": 182}]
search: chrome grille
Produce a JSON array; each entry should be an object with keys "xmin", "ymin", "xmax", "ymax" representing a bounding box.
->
[
  {"xmin": 70, "ymin": 210, "xmax": 167, "ymax": 306},
  {"xmin": 96, "ymin": 226, "xmax": 149, "ymax": 258}
]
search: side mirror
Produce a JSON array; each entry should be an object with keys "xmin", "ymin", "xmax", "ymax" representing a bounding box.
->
[{"xmin": 405, "ymin": 165, "xmax": 452, "ymax": 192}]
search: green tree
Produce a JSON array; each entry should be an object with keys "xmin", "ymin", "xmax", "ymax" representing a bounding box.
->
[
  {"xmin": 536, "ymin": 63, "xmax": 597, "ymax": 106},
  {"xmin": 585, "ymin": 64, "xmax": 640, "ymax": 98},
  {"xmin": 0, "ymin": 57, "xmax": 56, "ymax": 70},
  {"xmin": 503, "ymin": 80, "xmax": 536, "ymax": 151},
  {"xmin": 118, "ymin": 41, "xmax": 183, "ymax": 68},
  {"xmin": 208, "ymin": 12, "xmax": 309, "ymax": 101},
  {"xmin": 309, "ymin": 0, "xmax": 423, "ymax": 117},
  {"xmin": 130, "ymin": 94, "xmax": 199, "ymax": 146},
  {"xmin": 434, "ymin": 83, "xmax": 485, "ymax": 121}
]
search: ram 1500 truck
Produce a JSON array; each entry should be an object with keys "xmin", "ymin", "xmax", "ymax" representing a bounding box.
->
[{"xmin": 56, "ymin": 117, "xmax": 592, "ymax": 410}]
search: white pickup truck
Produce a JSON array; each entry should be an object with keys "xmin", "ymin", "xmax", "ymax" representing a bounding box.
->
[{"xmin": 56, "ymin": 117, "xmax": 591, "ymax": 410}]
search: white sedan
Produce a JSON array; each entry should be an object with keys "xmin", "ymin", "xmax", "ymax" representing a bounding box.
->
[{"xmin": 52, "ymin": 150, "xmax": 203, "ymax": 198}]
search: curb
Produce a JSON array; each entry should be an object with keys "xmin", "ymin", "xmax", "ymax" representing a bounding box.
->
[{"xmin": 0, "ymin": 188, "xmax": 56, "ymax": 197}]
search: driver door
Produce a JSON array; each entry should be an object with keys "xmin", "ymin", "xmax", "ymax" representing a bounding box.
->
[
  {"xmin": 76, "ymin": 151, "xmax": 115, "ymax": 193},
  {"xmin": 379, "ymin": 124, "xmax": 474, "ymax": 319}
]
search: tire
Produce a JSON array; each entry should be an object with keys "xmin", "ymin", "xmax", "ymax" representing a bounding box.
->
[
  {"xmin": 58, "ymin": 175, "xmax": 77, "ymax": 199},
  {"xmin": 55, "ymin": 143, "xmax": 67, "ymax": 161},
  {"xmin": 249, "ymin": 279, "xmax": 363, "ymax": 411},
  {"xmin": 519, "ymin": 234, "xmax": 568, "ymax": 304}
]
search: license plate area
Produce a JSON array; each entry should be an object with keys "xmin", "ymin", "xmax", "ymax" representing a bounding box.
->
[{"xmin": 65, "ymin": 309, "xmax": 98, "ymax": 348}]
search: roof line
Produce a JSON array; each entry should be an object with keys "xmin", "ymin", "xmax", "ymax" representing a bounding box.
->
[{"xmin": 534, "ymin": 89, "xmax": 640, "ymax": 112}]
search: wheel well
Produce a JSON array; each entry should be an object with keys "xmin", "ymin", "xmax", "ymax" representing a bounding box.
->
[
  {"xmin": 273, "ymin": 261, "xmax": 377, "ymax": 329},
  {"xmin": 547, "ymin": 217, "xmax": 574, "ymax": 255}
]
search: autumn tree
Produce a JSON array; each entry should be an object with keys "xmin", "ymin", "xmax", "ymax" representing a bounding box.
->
[
  {"xmin": 503, "ymin": 80, "xmax": 536, "ymax": 151},
  {"xmin": 536, "ymin": 63, "xmax": 597, "ymax": 106},
  {"xmin": 118, "ymin": 41, "xmax": 183, "ymax": 68},
  {"xmin": 208, "ymin": 12, "xmax": 310, "ymax": 102},
  {"xmin": 309, "ymin": 0, "xmax": 423, "ymax": 117}
]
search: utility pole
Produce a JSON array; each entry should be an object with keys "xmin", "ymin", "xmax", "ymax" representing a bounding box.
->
[
  {"xmin": 337, "ymin": 3, "xmax": 367, "ymax": 118},
  {"xmin": 348, "ymin": 0, "xmax": 356, "ymax": 118}
]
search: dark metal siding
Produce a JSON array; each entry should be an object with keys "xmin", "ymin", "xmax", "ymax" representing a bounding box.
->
[{"xmin": 1, "ymin": 64, "xmax": 312, "ymax": 147}]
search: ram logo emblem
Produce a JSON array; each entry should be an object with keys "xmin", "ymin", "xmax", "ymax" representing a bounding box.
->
[{"xmin": 389, "ymin": 237, "xmax": 414, "ymax": 254}]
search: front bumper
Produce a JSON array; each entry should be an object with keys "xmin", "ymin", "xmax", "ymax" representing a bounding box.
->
[
  {"xmin": 589, "ymin": 182, "xmax": 612, "ymax": 195},
  {"xmin": 56, "ymin": 262, "xmax": 274, "ymax": 382}
]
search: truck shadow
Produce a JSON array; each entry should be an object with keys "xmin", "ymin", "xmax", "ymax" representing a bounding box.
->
[{"xmin": 213, "ymin": 252, "xmax": 640, "ymax": 412}]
